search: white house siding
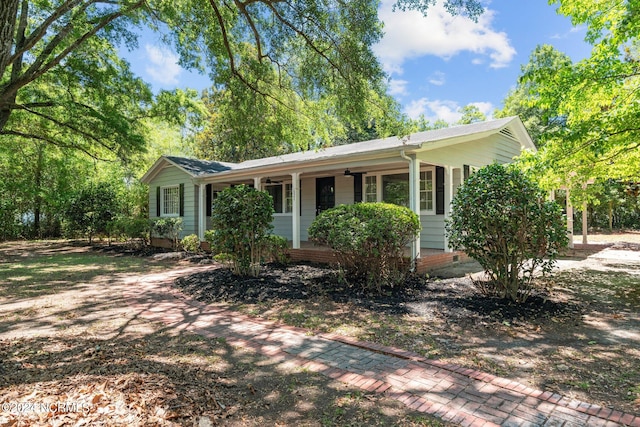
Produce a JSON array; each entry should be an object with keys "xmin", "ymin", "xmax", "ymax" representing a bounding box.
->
[
  {"xmin": 299, "ymin": 176, "xmax": 316, "ymax": 242},
  {"xmin": 334, "ymin": 174, "xmax": 354, "ymax": 206},
  {"xmin": 420, "ymin": 215, "xmax": 445, "ymax": 250},
  {"xmin": 148, "ymin": 166, "xmax": 196, "ymax": 238},
  {"xmin": 417, "ymin": 134, "xmax": 519, "ymax": 167},
  {"xmin": 271, "ymin": 216, "xmax": 293, "ymax": 240}
]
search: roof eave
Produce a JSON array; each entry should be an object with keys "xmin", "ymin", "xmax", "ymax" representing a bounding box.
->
[{"xmin": 197, "ymin": 143, "xmax": 424, "ymax": 181}]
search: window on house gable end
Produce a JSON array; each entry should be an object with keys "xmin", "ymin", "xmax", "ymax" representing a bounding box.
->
[{"xmin": 161, "ymin": 185, "xmax": 180, "ymax": 216}]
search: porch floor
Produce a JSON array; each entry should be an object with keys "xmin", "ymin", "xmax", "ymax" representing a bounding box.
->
[
  {"xmin": 295, "ymin": 240, "xmax": 443, "ymax": 255},
  {"xmin": 290, "ymin": 241, "xmax": 468, "ymax": 274}
]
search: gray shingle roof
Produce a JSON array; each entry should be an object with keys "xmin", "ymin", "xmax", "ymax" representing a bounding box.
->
[
  {"xmin": 151, "ymin": 117, "xmax": 527, "ymax": 180},
  {"xmin": 232, "ymin": 116, "xmax": 519, "ymax": 171},
  {"xmin": 165, "ymin": 156, "xmax": 235, "ymax": 176}
]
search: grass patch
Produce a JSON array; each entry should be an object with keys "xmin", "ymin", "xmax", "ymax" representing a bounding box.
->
[{"xmin": 0, "ymin": 242, "xmax": 164, "ymax": 299}]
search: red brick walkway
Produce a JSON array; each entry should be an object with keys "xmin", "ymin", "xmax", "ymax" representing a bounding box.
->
[{"xmin": 123, "ymin": 267, "xmax": 640, "ymax": 427}]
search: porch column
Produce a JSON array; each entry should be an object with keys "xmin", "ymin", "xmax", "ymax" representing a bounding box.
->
[
  {"xmin": 566, "ymin": 188, "xmax": 574, "ymax": 248},
  {"xmin": 291, "ymin": 172, "xmax": 301, "ymax": 249},
  {"xmin": 407, "ymin": 154, "xmax": 421, "ymax": 261},
  {"xmin": 198, "ymin": 183, "xmax": 206, "ymax": 241},
  {"xmin": 253, "ymin": 177, "xmax": 262, "ymax": 191},
  {"xmin": 444, "ymin": 165, "xmax": 453, "ymax": 252}
]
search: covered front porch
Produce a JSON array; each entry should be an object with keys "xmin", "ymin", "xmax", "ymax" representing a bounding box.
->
[{"xmin": 196, "ymin": 158, "xmax": 468, "ymax": 261}]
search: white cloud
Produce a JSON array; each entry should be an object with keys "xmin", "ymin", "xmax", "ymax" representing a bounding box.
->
[
  {"xmin": 428, "ymin": 71, "xmax": 445, "ymax": 86},
  {"xmin": 404, "ymin": 98, "xmax": 494, "ymax": 123},
  {"xmin": 374, "ymin": 0, "xmax": 516, "ymax": 75},
  {"xmin": 551, "ymin": 24, "xmax": 587, "ymax": 39},
  {"xmin": 469, "ymin": 101, "xmax": 494, "ymax": 118},
  {"xmin": 388, "ymin": 78, "xmax": 409, "ymax": 96},
  {"xmin": 145, "ymin": 44, "xmax": 182, "ymax": 85}
]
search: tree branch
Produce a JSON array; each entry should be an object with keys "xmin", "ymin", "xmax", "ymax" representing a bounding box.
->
[
  {"xmin": 6, "ymin": 0, "xmax": 86, "ymax": 67},
  {"xmin": 1, "ymin": 0, "xmax": 146, "ymax": 105},
  {"xmin": 15, "ymin": 103, "xmax": 118, "ymax": 153},
  {"xmin": 234, "ymin": 0, "xmax": 265, "ymax": 60},
  {"xmin": 0, "ymin": 129, "xmax": 110, "ymax": 161}
]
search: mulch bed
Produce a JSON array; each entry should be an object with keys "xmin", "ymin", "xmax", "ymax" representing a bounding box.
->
[{"xmin": 174, "ymin": 263, "xmax": 583, "ymax": 325}]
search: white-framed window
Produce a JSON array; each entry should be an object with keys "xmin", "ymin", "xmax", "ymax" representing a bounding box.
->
[
  {"xmin": 420, "ymin": 170, "xmax": 435, "ymax": 212},
  {"xmin": 161, "ymin": 185, "xmax": 180, "ymax": 217},
  {"xmin": 365, "ymin": 176, "xmax": 377, "ymax": 202},
  {"xmin": 360, "ymin": 167, "xmax": 436, "ymax": 213},
  {"xmin": 284, "ymin": 183, "xmax": 293, "ymax": 213},
  {"xmin": 265, "ymin": 183, "xmax": 293, "ymax": 214}
]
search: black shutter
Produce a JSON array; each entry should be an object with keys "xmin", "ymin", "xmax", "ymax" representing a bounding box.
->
[
  {"xmin": 436, "ymin": 166, "xmax": 445, "ymax": 215},
  {"xmin": 156, "ymin": 187, "xmax": 161, "ymax": 216},
  {"xmin": 463, "ymin": 165, "xmax": 470, "ymax": 181},
  {"xmin": 206, "ymin": 184, "xmax": 212, "ymax": 217},
  {"xmin": 353, "ymin": 173, "xmax": 363, "ymax": 203},
  {"xmin": 179, "ymin": 183, "xmax": 185, "ymax": 217}
]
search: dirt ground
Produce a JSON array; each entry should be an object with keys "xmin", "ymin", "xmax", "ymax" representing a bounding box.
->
[
  {"xmin": 0, "ymin": 241, "xmax": 445, "ymax": 426},
  {"xmin": 175, "ymin": 234, "xmax": 640, "ymax": 416}
]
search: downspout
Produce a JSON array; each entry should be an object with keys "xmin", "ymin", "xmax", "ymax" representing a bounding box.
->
[{"xmin": 400, "ymin": 150, "xmax": 421, "ymax": 269}]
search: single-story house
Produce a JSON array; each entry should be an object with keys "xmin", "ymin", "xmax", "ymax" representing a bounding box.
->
[{"xmin": 141, "ymin": 116, "xmax": 535, "ymax": 271}]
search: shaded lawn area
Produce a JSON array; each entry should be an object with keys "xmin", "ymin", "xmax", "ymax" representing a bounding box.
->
[
  {"xmin": 0, "ymin": 241, "xmax": 447, "ymax": 426},
  {"xmin": 176, "ymin": 248, "xmax": 640, "ymax": 416}
]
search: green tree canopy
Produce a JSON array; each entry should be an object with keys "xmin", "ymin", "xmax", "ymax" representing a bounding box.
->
[
  {"xmin": 457, "ymin": 104, "xmax": 486, "ymax": 125},
  {"xmin": 516, "ymin": 1, "xmax": 640, "ymax": 190},
  {"xmin": 495, "ymin": 44, "xmax": 572, "ymax": 147}
]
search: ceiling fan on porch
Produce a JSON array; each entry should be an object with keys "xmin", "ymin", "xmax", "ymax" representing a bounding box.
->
[
  {"xmin": 265, "ymin": 177, "xmax": 283, "ymax": 184},
  {"xmin": 344, "ymin": 169, "xmax": 367, "ymax": 177}
]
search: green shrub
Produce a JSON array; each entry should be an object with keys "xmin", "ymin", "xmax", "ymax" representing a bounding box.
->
[
  {"xmin": 308, "ymin": 203, "xmax": 420, "ymax": 292},
  {"xmin": 206, "ymin": 185, "xmax": 274, "ymax": 276},
  {"xmin": 108, "ymin": 217, "xmax": 150, "ymax": 245},
  {"xmin": 151, "ymin": 217, "xmax": 183, "ymax": 249},
  {"xmin": 445, "ymin": 163, "xmax": 568, "ymax": 303},
  {"xmin": 180, "ymin": 234, "xmax": 201, "ymax": 253},
  {"xmin": 65, "ymin": 182, "xmax": 121, "ymax": 243},
  {"xmin": 262, "ymin": 235, "xmax": 290, "ymax": 265}
]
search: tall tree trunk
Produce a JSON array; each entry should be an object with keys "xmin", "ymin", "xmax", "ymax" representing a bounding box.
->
[
  {"xmin": 608, "ymin": 201, "xmax": 613, "ymax": 232},
  {"xmin": 0, "ymin": 0, "xmax": 25, "ymax": 132},
  {"xmin": 33, "ymin": 144, "xmax": 44, "ymax": 238},
  {"xmin": 0, "ymin": 0, "xmax": 19, "ymax": 79}
]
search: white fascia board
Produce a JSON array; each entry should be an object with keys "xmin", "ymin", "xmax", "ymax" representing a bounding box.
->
[
  {"xmin": 196, "ymin": 146, "xmax": 422, "ymax": 182},
  {"xmin": 140, "ymin": 156, "xmax": 198, "ymax": 184}
]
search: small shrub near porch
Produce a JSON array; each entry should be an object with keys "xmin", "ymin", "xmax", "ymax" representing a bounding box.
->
[
  {"xmin": 445, "ymin": 163, "xmax": 568, "ymax": 303},
  {"xmin": 308, "ymin": 202, "xmax": 420, "ymax": 292}
]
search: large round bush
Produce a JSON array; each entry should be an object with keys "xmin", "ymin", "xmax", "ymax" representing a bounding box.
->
[
  {"xmin": 206, "ymin": 185, "xmax": 274, "ymax": 276},
  {"xmin": 445, "ymin": 163, "xmax": 568, "ymax": 302},
  {"xmin": 308, "ymin": 202, "xmax": 420, "ymax": 291}
]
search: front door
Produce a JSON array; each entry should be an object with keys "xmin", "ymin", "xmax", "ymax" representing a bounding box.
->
[{"xmin": 315, "ymin": 177, "xmax": 335, "ymax": 216}]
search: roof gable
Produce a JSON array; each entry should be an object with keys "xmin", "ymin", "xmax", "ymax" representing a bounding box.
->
[{"xmin": 140, "ymin": 156, "xmax": 235, "ymax": 183}]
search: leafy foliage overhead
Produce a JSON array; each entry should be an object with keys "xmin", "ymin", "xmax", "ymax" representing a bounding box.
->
[{"xmin": 0, "ymin": 0, "xmax": 483, "ymax": 161}]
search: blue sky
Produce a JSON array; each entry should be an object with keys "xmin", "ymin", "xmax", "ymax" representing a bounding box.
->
[{"xmin": 123, "ymin": 1, "xmax": 592, "ymax": 124}]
